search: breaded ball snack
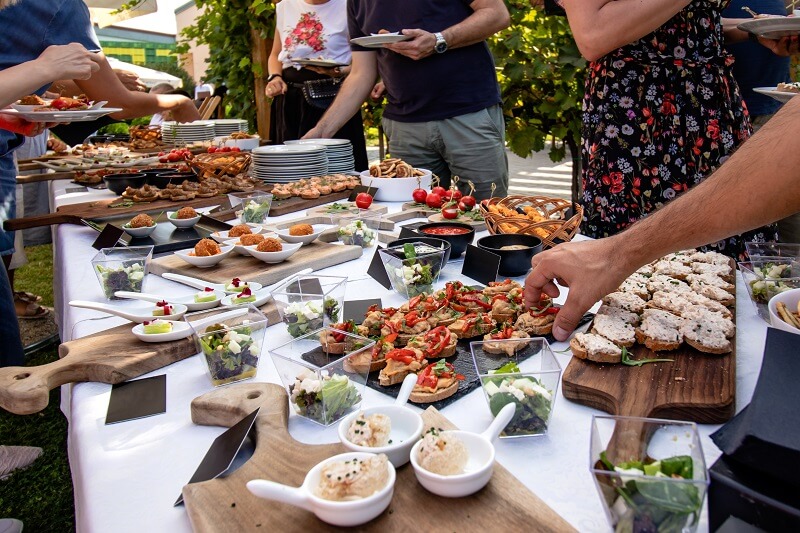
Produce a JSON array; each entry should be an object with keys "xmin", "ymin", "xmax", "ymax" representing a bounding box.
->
[
  {"xmin": 193, "ymin": 238, "xmax": 221, "ymax": 257},
  {"xmin": 129, "ymin": 213, "xmax": 155, "ymax": 228},
  {"xmin": 239, "ymin": 233, "xmax": 265, "ymax": 246},
  {"xmin": 176, "ymin": 206, "xmax": 198, "ymax": 219},
  {"xmin": 289, "ymin": 223, "xmax": 313, "ymax": 236},
  {"xmin": 256, "ymin": 237, "xmax": 283, "ymax": 252},
  {"xmin": 228, "ymin": 224, "xmax": 252, "ymax": 238}
]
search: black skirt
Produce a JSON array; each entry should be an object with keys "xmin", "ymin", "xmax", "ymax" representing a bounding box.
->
[{"xmin": 268, "ymin": 67, "xmax": 369, "ymax": 171}]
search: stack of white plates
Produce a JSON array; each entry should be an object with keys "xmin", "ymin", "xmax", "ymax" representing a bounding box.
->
[
  {"xmin": 284, "ymin": 138, "xmax": 354, "ymax": 173},
  {"xmin": 207, "ymin": 119, "xmax": 248, "ymax": 136},
  {"xmin": 251, "ymin": 144, "xmax": 328, "ymax": 182},
  {"xmin": 161, "ymin": 121, "xmax": 216, "ymax": 144}
]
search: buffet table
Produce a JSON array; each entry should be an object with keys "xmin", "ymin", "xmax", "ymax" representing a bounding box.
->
[{"xmin": 48, "ymin": 180, "xmax": 769, "ymax": 533}]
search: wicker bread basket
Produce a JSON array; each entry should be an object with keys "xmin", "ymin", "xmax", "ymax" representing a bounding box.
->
[
  {"xmin": 190, "ymin": 152, "xmax": 251, "ymax": 180},
  {"xmin": 129, "ymin": 125, "xmax": 162, "ymax": 142},
  {"xmin": 480, "ymin": 195, "xmax": 583, "ymax": 249}
]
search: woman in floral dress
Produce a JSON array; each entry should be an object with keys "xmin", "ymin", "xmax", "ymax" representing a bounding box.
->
[{"xmin": 559, "ymin": 0, "xmax": 777, "ymax": 259}]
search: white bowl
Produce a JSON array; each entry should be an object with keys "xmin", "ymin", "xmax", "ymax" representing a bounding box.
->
[
  {"xmin": 409, "ymin": 403, "xmax": 514, "ymax": 498},
  {"xmin": 167, "ymin": 212, "xmax": 201, "ymax": 228},
  {"xmin": 338, "ymin": 405, "xmax": 424, "ymax": 468},
  {"xmin": 275, "ymin": 224, "xmax": 332, "ymax": 245},
  {"xmin": 768, "ymin": 288, "xmax": 800, "ymax": 335},
  {"xmin": 247, "ymin": 452, "xmax": 396, "ymax": 527},
  {"xmin": 122, "ymin": 224, "xmax": 157, "ymax": 238},
  {"xmin": 174, "ymin": 245, "xmax": 233, "ymax": 268},
  {"xmin": 213, "ymin": 135, "xmax": 260, "ymax": 151},
  {"xmin": 210, "ymin": 225, "xmax": 264, "ymax": 243},
  {"xmin": 244, "ymin": 241, "xmax": 302, "ymax": 263},
  {"xmin": 131, "ymin": 321, "xmax": 193, "ymax": 343},
  {"xmin": 360, "ymin": 168, "xmax": 432, "ymax": 202},
  {"xmin": 220, "ymin": 288, "xmax": 271, "ymax": 308}
]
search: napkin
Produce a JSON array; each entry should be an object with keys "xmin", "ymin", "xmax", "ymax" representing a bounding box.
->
[{"xmin": 711, "ymin": 327, "xmax": 800, "ymax": 487}]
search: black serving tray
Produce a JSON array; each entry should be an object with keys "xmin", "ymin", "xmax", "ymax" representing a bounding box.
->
[{"xmin": 83, "ymin": 211, "xmax": 233, "ymax": 254}]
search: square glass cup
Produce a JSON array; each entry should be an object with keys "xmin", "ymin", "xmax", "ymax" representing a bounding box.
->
[
  {"xmin": 745, "ymin": 242, "xmax": 800, "ymax": 261},
  {"xmin": 470, "ymin": 337, "xmax": 561, "ymax": 438},
  {"xmin": 589, "ymin": 415, "xmax": 709, "ymax": 533},
  {"xmin": 272, "ymin": 274, "xmax": 347, "ymax": 338},
  {"xmin": 739, "ymin": 259, "xmax": 800, "ymax": 322},
  {"xmin": 238, "ymin": 193, "xmax": 273, "ymax": 225},
  {"xmin": 269, "ymin": 326, "xmax": 375, "ymax": 425},
  {"xmin": 336, "ymin": 212, "xmax": 382, "ymax": 249},
  {"xmin": 379, "ymin": 241, "xmax": 446, "ymax": 298},
  {"xmin": 185, "ymin": 305, "xmax": 268, "ymax": 387},
  {"xmin": 90, "ymin": 245, "xmax": 153, "ymax": 300}
]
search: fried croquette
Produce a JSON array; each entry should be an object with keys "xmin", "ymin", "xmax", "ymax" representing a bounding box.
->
[
  {"xmin": 289, "ymin": 223, "xmax": 313, "ymax": 236},
  {"xmin": 193, "ymin": 238, "xmax": 221, "ymax": 257},
  {"xmin": 176, "ymin": 206, "xmax": 198, "ymax": 219},
  {"xmin": 128, "ymin": 214, "xmax": 154, "ymax": 228},
  {"xmin": 239, "ymin": 233, "xmax": 265, "ymax": 246},
  {"xmin": 256, "ymin": 237, "xmax": 283, "ymax": 252},
  {"xmin": 228, "ymin": 224, "xmax": 252, "ymax": 238}
]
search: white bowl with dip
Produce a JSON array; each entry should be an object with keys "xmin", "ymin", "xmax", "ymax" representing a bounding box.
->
[
  {"xmin": 409, "ymin": 402, "xmax": 515, "ymax": 498},
  {"xmin": 247, "ymin": 452, "xmax": 396, "ymax": 527},
  {"xmin": 338, "ymin": 374, "xmax": 423, "ymax": 467}
]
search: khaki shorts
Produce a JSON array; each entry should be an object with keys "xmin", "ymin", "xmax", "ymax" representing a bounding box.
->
[{"xmin": 382, "ymin": 105, "xmax": 508, "ymax": 200}]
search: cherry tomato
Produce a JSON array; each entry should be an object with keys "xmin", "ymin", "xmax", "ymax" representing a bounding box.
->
[
  {"xmin": 431, "ymin": 186, "xmax": 447, "ymax": 197},
  {"xmin": 167, "ymin": 152, "xmax": 181, "ymax": 162},
  {"xmin": 230, "ymin": 147, "xmax": 242, "ymax": 152},
  {"xmin": 355, "ymin": 192, "xmax": 373, "ymax": 209},
  {"xmin": 441, "ymin": 204, "xmax": 459, "ymax": 219},
  {"xmin": 207, "ymin": 146, "xmax": 217, "ymax": 153},
  {"xmin": 412, "ymin": 188, "xmax": 428, "ymax": 204},
  {"xmin": 443, "ymin": 189, "xmax": 462, "ymax": 202},
  {"xmin": 425, "ymin": 192, "xmax": 443, "ymax": 209},
  {"xmin": 458, "ymin": 200, "xmax": 472, "ymax": 212},
  {"xmin": 460, "ymin": 195, "xmax": 476, "ymax": 209}
]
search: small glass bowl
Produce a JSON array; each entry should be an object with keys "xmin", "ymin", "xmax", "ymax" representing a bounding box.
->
[
  {"xmin": 589, "ymin": 415, "xmax": 709, "ymax": 533},
  {"xmin": 91, "ymin": 245, "xmax": 153, "ymax": 300},
  {"xmin": 745, "ymin": 242, "xmax": 800, "ymax": 261},
  {"xmin": 336, "ymin": 212, "xmax": 382, "ymax": 249},
  {"xmin": 238, "ymin": 194, "xmax": 273, "ymax": 225},
  {"xmin": 269, "ymin": 326, "xmax": 375, "ymax": 425},
  {"xmin": 379, "ymin": 241, "xmax": 446, "ymax": 298},
  {"xmin": 739, "ymin": 259, "xmax": 800, "ymax": 322},
  {"xmin": 185, "ymin": 305, "xmax": 268, "ymax": 387},
  {"xmin": 272, "ymin": 274, "xmax": 347, "ymax": 338},
  {"xmin": 470, "ymin": 337, "xmax": 561, "ymax": 438}
]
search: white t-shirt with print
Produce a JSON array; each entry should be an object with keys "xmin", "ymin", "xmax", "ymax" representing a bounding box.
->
[{"xmin": 277, "ymin": 0, "xmax": 351, "ymax": 69}]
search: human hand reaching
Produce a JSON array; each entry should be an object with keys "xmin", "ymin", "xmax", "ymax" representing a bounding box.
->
[
  {"xmin": 169, "ymin": 97, "xmax": 201, "ymax": 123},
  {"xmin": 370, "ymin": 81, "xmax": 386, "ymax": 100},
  {"xmin": 113, "ymin": 69, "xmax": 146, "ymax": 92},
  {"xmin": 384, "ymin": 29, "xmax": 436, "ymax": 60},
  {"xmin": 35, "ymin": 43, "xmax": 101, "ymax": 81}
]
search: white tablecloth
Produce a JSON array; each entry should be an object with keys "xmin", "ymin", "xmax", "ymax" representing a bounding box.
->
[{"xmin": 50, "ymin": 181, "xmax": 768, "ymax": 533}]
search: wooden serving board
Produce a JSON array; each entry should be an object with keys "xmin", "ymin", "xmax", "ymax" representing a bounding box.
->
[
  {"xmin": 149, "ymin": 241, "xmax": 362, "ymax": 288},
  {"xmin": 305, "ymin": 202, "xmax": 388, "ymax": 218},
  {"xmin": 269, "ymin": 190, "xmax": 351, "ymax": 217},
  {"xmin": 0, "ymin": 323, "xmax": 197, "ymax": 415},
  {"xmin": 182, "ymin": 383, "xmax": 575, "ymax": 533}
]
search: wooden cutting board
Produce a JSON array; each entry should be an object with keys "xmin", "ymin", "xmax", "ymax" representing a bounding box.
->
[
  {"xmin": 182, "ymin": 383, "xmax": 575, "ymax": 533},
  {"xmin": 0, "ymin": 323, "xmax": 197, "ymax": 415},
  {"xmin": 269, "ymin": 191, "xmax": 351, "ymax": 217},
  {"xmin": 148, "ymin": 241, "xmax": 362, "ymax": 287}
]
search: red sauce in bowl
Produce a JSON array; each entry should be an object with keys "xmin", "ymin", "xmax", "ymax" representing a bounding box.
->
[{"xmin": 421, "ymin": 226, "xmax": 471, "ymax": 235}]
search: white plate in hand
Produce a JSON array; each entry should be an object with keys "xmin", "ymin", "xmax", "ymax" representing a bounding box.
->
[
  {"xmin": 738, "ymin": 17, "xmax": 800, "ymax": 39},
  {"xmin": 290, "ymin": 58, "xmax": 348, "ymax": 68},
  {"xmin": 350, "ymin": 33, "xmax": 412, "ymax": 47},
  {"xmin": 0, "ymin": 107, "xmax": 123, "ymax": 123},
  {"xmin": 753, "ymin": 86, "xmax": 798, "ymax": 103}
]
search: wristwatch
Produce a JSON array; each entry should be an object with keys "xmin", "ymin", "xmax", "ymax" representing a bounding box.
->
[
  {"xmin": 267, "ymin": 74, "xmax": 282, "ymax": 83},
  {"xmin": 434, "ymin": 32, "xmax": 448, "ymax": 54}
]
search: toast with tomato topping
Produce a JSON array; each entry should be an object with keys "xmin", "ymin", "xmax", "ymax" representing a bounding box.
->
[
  {"xmin": 482, "ymin": 324, "xmax": 531, "ymax": 355},
  {"xmin": 447, "ymin": 312, "xmax": 495, "ymax": 339},
  {"xmin": 378, "ymin": 347, "xmax": 427, "ymax": 386},
  {"xmin": 408, "ymin": 359, "xmax": 465, "ymax": 403},
  {"xmin": 344, "ymin": 333, "xmax": 397, "ymax": 373},
  {"xmin": 406, "ymin": 325, "xmax": 458, "ymax": 359},
  {"xmin": 514, "ymin": 298, "xmax": 560, "ymax": 336},
  {"xmin": 319, "ymin": 321, "xmax": 356, "ymax": 354}
]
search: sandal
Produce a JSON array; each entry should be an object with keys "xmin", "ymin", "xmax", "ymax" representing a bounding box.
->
[
  {"xmin": 13, "ymin": 291, "xmax": 42, "ymax": 303},
  {"xmin": 14, "ymin": 296, "xmax": 49, "ymax": 319}
]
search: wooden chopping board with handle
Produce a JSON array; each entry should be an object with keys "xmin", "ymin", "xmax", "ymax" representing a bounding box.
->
[
  {"xmin": 183, "ymin": 383, "xmax": 575, "ymax": 533},
  {"xmin": 0, "ymin": 323, "xmax": 197, "ymax": 415},
  {"xmin": 148, "ymin": 241, "xmax": 362, "ymax": 288}
]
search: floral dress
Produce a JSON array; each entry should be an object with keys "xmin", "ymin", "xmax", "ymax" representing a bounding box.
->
[{"xmin": 580, "ymin": 0, "xmax": 777, "ymax": 259}]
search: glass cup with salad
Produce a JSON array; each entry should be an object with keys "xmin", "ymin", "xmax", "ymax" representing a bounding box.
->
[
  {"xmin": 91, "ymin": 245, "xmax": 153, "ymax": 300},
  {"xmin": 272, "ymin": 274, "xmax": 348, "ymax": 338},
  {"xmin": 379, "ymin": 241, "xmax": 446, "ymax": 298}
]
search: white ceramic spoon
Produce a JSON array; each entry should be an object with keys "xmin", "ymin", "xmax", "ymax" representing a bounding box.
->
[
  {"xmin": 69, "ymin": 300, "xmax": 188, "ymax": 323},
  {"xmin": 161, "ymin": 273, "xmax": 263, "ymax": 294},
  {"xmin": 131, "ymin": 321, "xmax": 194, "ymax": 343},
  {"xmin": 114, "ymin": 290, "xmax": 223, "ymax": 312}
]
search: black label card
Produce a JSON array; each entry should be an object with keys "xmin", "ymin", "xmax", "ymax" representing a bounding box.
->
[
  {"xmin": 461, "ymin": 244, "xmax": 500, "ymax": 285},
  {"xmin": 398, "ymin": 225, "xmax": 423, "ymax": 240},
  {"xmin": 347, "ymin": 185, "xmax": 378, "ymax": 202},
  {"xmin": 284, "ymin": 277, "xmax": 324, "ymax": 298},
  {"xmin": 105, "ymin": 374, "xmax": 167, "ymax": 425},
  {"xmin": 91, "ymin": 221, "xmax": 125, "ymax": 250},
  {"xmin": 175, "ymin": 407, "xmax": 260, "ymax": 506},
  {"xmin": 344, "ymin": 298, "xmax": 382, "ymax": 323},
  {"xmin": 198, "ymin": 214, "xmax": 233, "ymax": 231},
  {"xmin": 367, "ymin": 246, "xmax": 392, "ymax": 289}
]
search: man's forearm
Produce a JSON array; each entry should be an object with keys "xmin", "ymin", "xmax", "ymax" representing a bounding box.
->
[
  {"xmin": 442, "ymin": 0, "xmax": 510, "ymax": 49},
  {"xmin": 310, "ymin": 52, "xmax": 376, "ymax": 137},
  {"xmin": 613, "ymin": 97, "xmax": 800, "ymax": 270},
  {"xmin": 0, "ymin": 61, "xmax": 64, "ymax": 107}
]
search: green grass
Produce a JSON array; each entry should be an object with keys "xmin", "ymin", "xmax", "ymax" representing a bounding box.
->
[{"xmin": 0, "ymin": 244, "xmax": 74, "ymax": 531}]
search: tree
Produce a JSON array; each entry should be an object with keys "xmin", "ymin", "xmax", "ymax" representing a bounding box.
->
[
  {"xmin": 488, "ymin": 3, "xmax": 586, "ymax": 204},
  {"xmin": 143, "ymin": 61, "xmax": 196, "ymax": 96}
]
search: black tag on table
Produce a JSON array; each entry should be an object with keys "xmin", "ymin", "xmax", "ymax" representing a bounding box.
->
[
  {"xmin": 344, "ymin": 298, "xmax": 383, "ymax": 323},
  {"xmin": 175, "ymin": 407, "xmax": 260, "ymax": 506},
  {"xmin": 366, "ymin": 246, "xmax": 392, "ymax": 289},
  {"xmin": 66, "ymin": 186, "xmax": 88, "ymax": 194},
  {"xmin": 91, "ymin": 222, "xmax": 125, "ymax": 250},
  {"xmin": 105, "ymin": 375, "xmax": 167, "ymax": 425},
  {"xmin": 398, "ymin": 225, "xmax": 423, "ymax": 240},
  {"xmin": 284, "ymin": 277, "xmax": 324, "ymax": 298},
  {"xmin": 461, "ymin": 244, "xmax": 500, "ymax": 285},
  {"xmin": 347, "ymin": 185, "xmax": 378, "ymax": 202}
]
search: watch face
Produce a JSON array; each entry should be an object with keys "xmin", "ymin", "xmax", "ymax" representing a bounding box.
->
[{"xmin": 436, "ymin": 42, "xmax": 447, "ymax": 53}]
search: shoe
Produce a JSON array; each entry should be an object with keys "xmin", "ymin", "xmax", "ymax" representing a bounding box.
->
[{"xmin": 0, "ymin": 519, "xmax": 23, "ymax": 533}]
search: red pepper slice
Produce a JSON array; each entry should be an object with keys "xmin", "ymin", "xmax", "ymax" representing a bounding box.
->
[
  {"xmin": 405, "ymin": 311, "xmax": 422, "ymax": 327},
  {"xmin": 386, "ymin": 348, "xmax": 419, "ymax": 365},
  {"xmin": 450, "ymin": 303, "xmax": 467, "ymax": 313}
]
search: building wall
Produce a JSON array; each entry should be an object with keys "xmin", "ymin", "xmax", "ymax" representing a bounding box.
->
[
  {"xmin": 95, "ymin": 26, "xmax": 177, "ymax": 67},
  {"xmin": 175, "ymin": 3, "xmax": 210, "ymax": 84}
]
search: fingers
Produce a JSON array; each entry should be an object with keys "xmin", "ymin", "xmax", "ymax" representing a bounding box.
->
[{"xmin": 551, "ymin": 298, "xmax": 588, "ymax": 341}]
